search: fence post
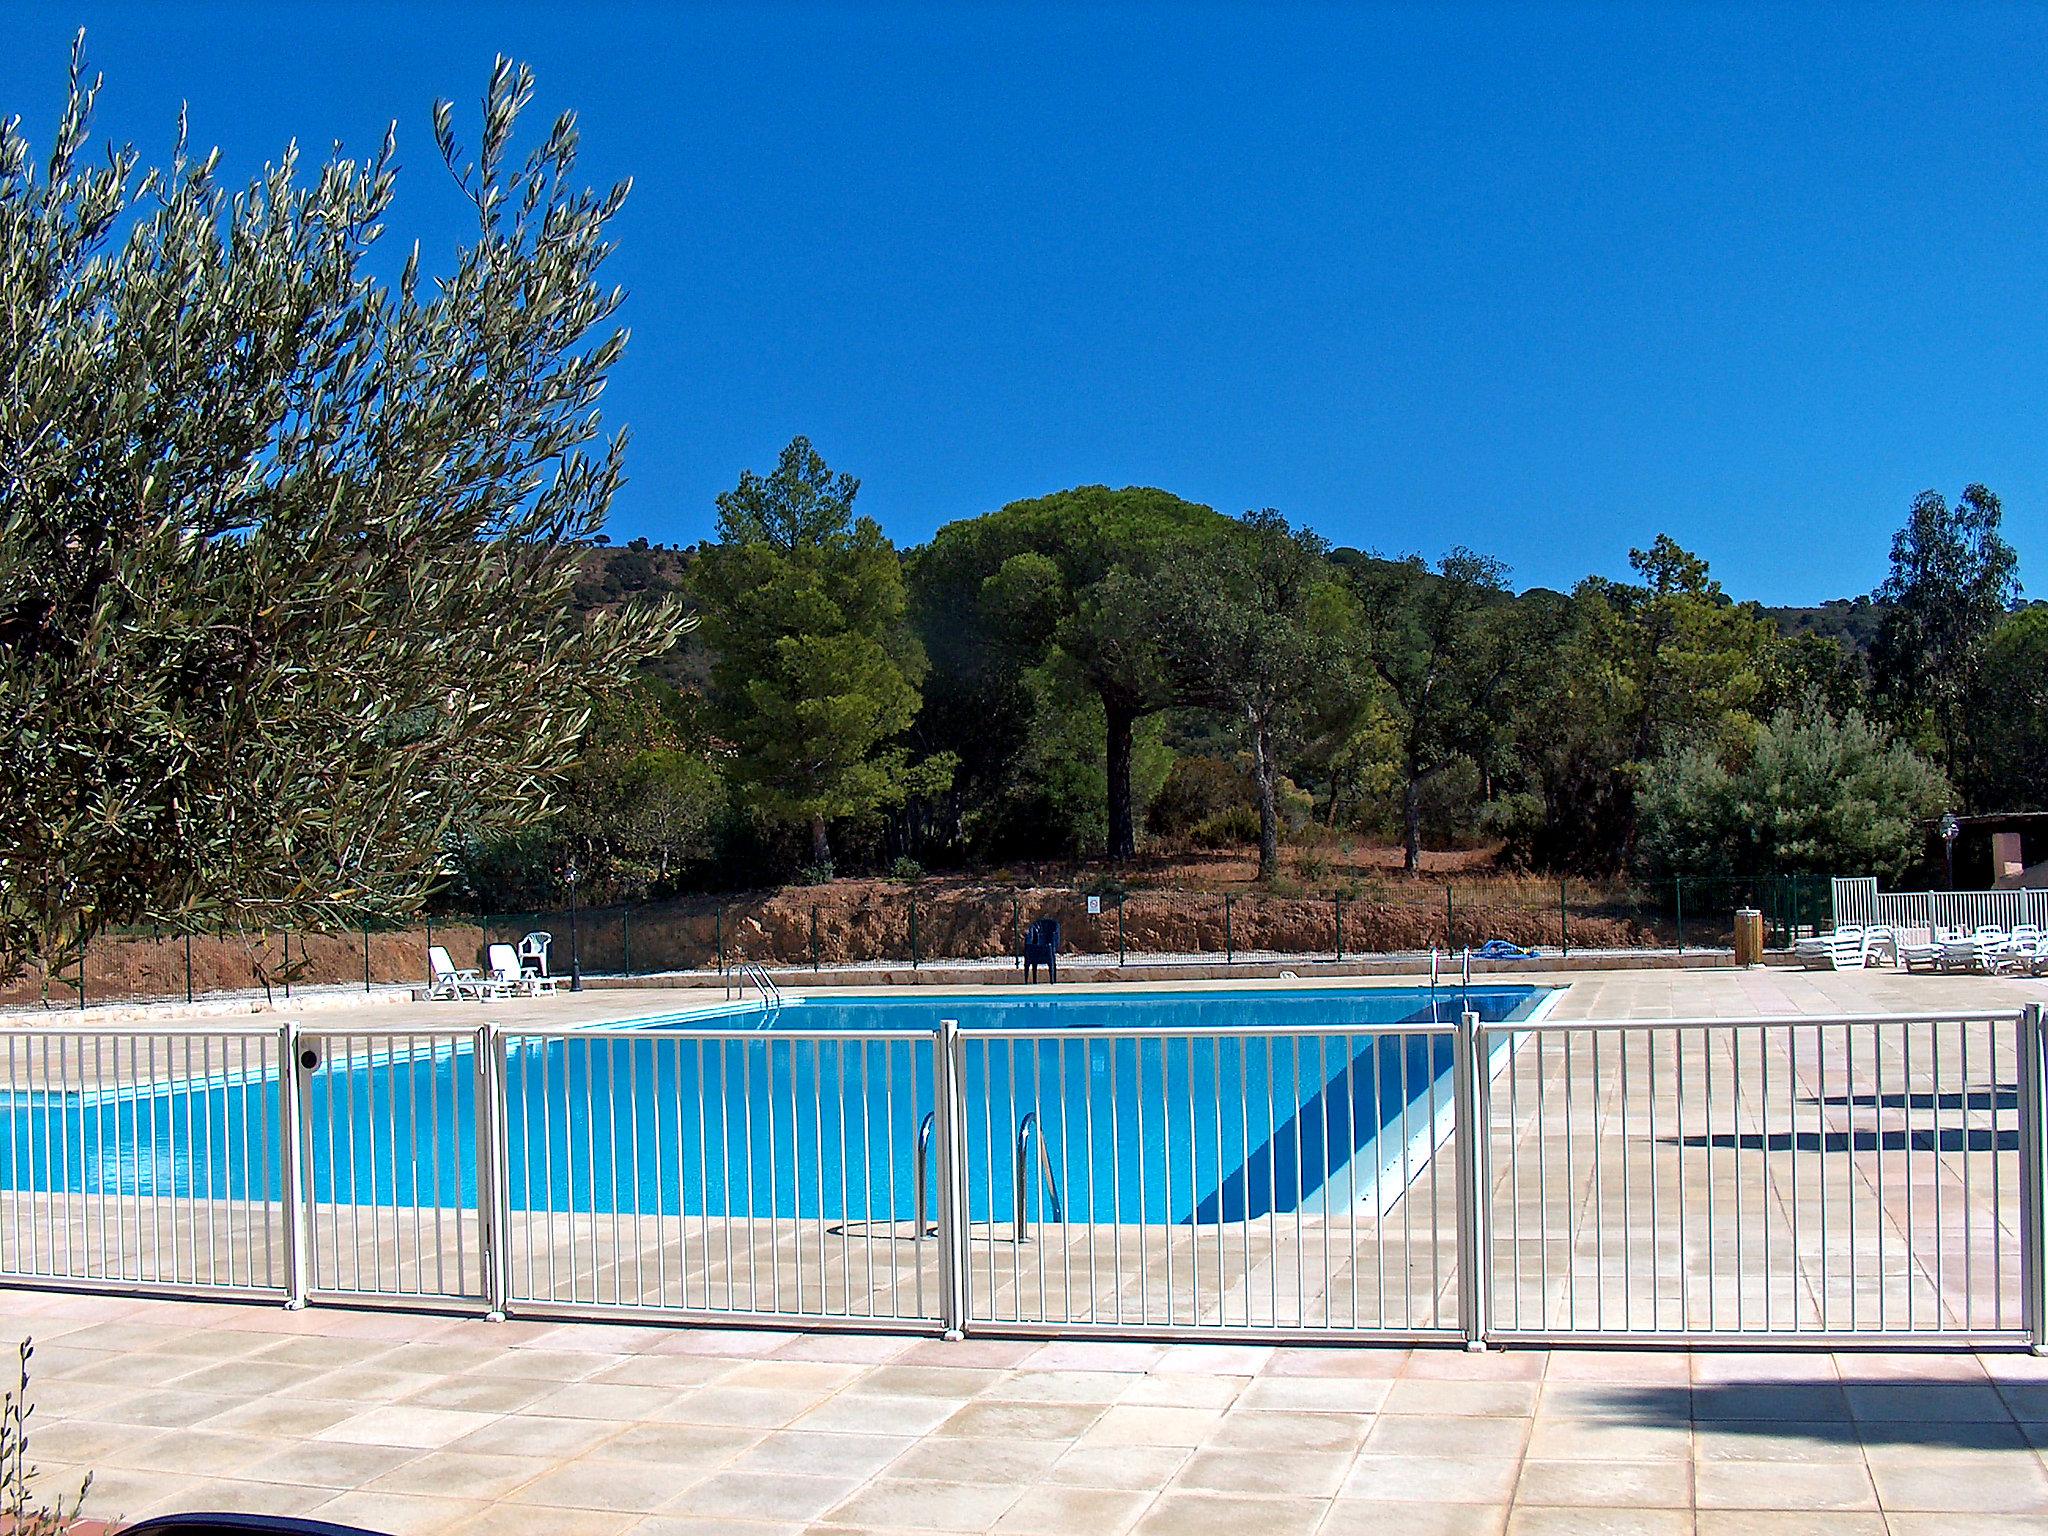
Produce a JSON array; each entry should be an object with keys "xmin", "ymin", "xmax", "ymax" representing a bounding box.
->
[
  {"xmin": 1560, "ymin": 879, "xmax": 1569, "ymax": 957},
  {"xmin": 811, "ymin": 904, "xmax": 821, "ymax": 972},
  {"xmin": 1675, "ymin": 877, "xmax": 1685, "ymax": 956},
  {"xmin": 1117, "ymin": 896, "xmax": 1126, "ymax": 966},
  {"xmin": 278, "ymin": 1021, "xmax": 310, "ymax": 1308},
  {"xmin": 1335, "ymin": 897, "xmax": 1343, "ymax": 962},
  {"xmin": 362, "ymin": 924, "xmax": 372, "ymax": 992},
  {"xmin": 2021, "ymin": 1003, "xmax": 2048, "ymax": 1355},
  {"xmin": 184, "ymin": 932, "xmax": 194, "ymax": 1005},
  {"xmin": 716, "ymin": 907, "xmax": 724, "ymax": 973},
  {"xmin": 623, "ymin": 910, "xmax": 633, "ymax": 976},
  {"xmin": 1444, "ymin": 885, "xmax": 1454, "ymax": 951},
  {"xmin": 933, "ymin": 1018, "xmax": 970, "ymax": 1339},
  {"xmin": 77, "ymin": 930, "xmax": 85, "ymax": 1012},
  {"xmin": 1013, "ymin": 893, "xmax": 1022, "ymax": 969},
  {"xmin": 1225, "ymin": 894, "xmax": 1234, "ymax": 964},
  {"xmin": 475, "ymin": 1024, "xmax": 509, "ymax": 1322},
  {"xmin": 910, "ymin": 893, "xmax": 919, "ymax": 971},
  {"xmin": 1454, "ymin": 1008, "xmax": 1491, "ymax": 1350}
]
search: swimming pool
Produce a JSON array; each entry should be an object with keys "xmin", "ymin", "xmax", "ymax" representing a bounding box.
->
[{"xmin": 0, "ymin": 985, "xmax": 1550, "ymax": 1229}]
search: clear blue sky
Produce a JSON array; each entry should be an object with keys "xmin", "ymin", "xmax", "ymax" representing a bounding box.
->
[{"xmin": 6, "ymin": 2, "xmax": 2044, "ymax": 603}]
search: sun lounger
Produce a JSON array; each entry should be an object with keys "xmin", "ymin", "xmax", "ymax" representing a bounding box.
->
[
  {"xmin": 1796, "ymin": 925, "xmax": 1895, "ymax": 970},
  {"xmin": 1940, "ymin": 925, "xmax": 2010, "ymax": 973},
  {"xmin": 486, "ymin": 943, "xmax": 558, "ymax": 997},
  {"xmin": 1900, "ymin": 926, "xmax": 1965, "ymax": 972},
  {"xmin": 427, "ymin": 945, "xmax": 486, "ymax": 1000}
]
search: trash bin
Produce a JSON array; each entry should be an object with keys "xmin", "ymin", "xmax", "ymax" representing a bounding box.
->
[{"xmin": 1733, "ymin": 907, "xmax": 1764, "ymax": 967}]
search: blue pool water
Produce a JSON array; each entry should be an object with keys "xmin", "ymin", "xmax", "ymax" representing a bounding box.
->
[{"xmin": 0, "ymin": 986, "xmax": 1549, "ymax": 1225}]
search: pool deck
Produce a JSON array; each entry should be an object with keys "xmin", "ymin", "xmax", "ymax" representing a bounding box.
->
[{"xmin": 7, "ymin": 964, "xmax": 2048, "ymax": 1534}]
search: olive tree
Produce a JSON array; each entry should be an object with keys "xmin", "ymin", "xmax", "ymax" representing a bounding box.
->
[{"xmin": 0, "ymin": 42, "xmax": 688, "ymax": 982}]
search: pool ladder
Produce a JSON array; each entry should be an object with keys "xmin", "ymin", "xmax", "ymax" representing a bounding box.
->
[
  {"xmin": 725, "ymin": 959, "xmax": 782, "ymax": 1007},
  {"xmin": 912, "ymin": 1110, "xmax": 1063, "ymax": 1242}
]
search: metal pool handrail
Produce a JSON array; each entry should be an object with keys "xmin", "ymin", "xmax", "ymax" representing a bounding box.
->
[{"xmin": 1013, "ymin": 1111, "xmax": 1064, "ymax": 1234}]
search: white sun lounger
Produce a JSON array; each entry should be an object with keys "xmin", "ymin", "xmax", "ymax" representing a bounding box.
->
[
  {"xmin": 427, "ymin": 945, "xmax": 486, "ymax": 1001},
  {"xmin": 489, "ymin": 942, "xmax": 558, "ymax": 997}
]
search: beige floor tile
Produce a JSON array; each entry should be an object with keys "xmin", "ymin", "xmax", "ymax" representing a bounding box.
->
[
  {"xmin": 826, "ymin": 1475, "xmax": 1026, "ymax": 1530},
  {"xmin": 1118, "ymin": 1373, "xmax": 1245, "ymax": 1409},
  {"xmin": 981, "ymin": 1370, "xmax": 1132, "ymax": 1405},
  {"xmin": 443, "ymin": 1413, "xmax": 623, "ymax": 1460},
  {"xmin": 1504, "ymin": 1510, "xmax": 1691, "ymax": 1536},
  {"xmin": 1866, "ymin": 1457, "xmax": 2048, "ymax": 1513},
  {"xmin": 311, "ymin": 1489, "xmax": 487, "ymax": 1535},
  {"xmin": 162, "ymin": 1476, "xmax": 339, "ymax": 1518},
  {"xmin": 932, "ymin": 1399, "xmax": 1106, "ymax": 1441},
  {"xmin": 1696, "ymin": 1514, "xmax": 1886, "ymax": 1536},
  {"xmin": 1234, "ymin": 1376, "xmax": 1392, "ymax": 1413},
  {"xmin": 1345, "ymin": 1454, "xmax": 1520, "ymax": 1503},
  {"xmin": 365, "ymin": 1451, "xmax": 551, "ymax": 1501},
  {"xmin": 888, "ymin": 1435, "xmax": 1065, "ymax": 1484},
  {"xmin": 597, "ymin": 1422, "xmax": 761, "ymax": 1473},
  {"xmin": 506, "ymin": 1458, "xmax": 722, "ymax": 1514},
  {"xmin": 992, "ymin": 1485, "xmax": 1152, "ymax": 1535},
  {"xmin": 1364, "ymin": 1412, "xmax": 1530, "ymax": 1458},
  {"xmin": 663, "ymin": 1385, "xmax": 820, "ymax": 1428},
  {"xmin": 719, "ymin": 1427, "xmax": 907, "ymax": 1480},
  {"xmin": 240, "ymin": 1438, "xmax": 425, "ymax": 1490},
  {"xmin": 324, "ymin": 1403, "xmax": 502, "ymax": 1449},
  {"xmin": 1320, "ymin": 1500, "xmax": 1508, "ymax": 1536},
  {"xmin": 1076, "ymin": 1404, "xmax": 1224, "ymax": 1447},
  {"xmin": 1882, "ymin": 1517, "xmax": 2048, "ymax": 1536},
  {"xmin": 1689, "ymin": 1421, "xmax": 1861, "ymax": 1463},
  {"xmin": 402, "ymin": 1374, "xmax": 559, "ymax": 1415},
  {"xmin": 1130, "ymin": 1491, "xmax": 1327, "ymax": 1536},
  {"xmin": 588, "ymin": 1354, "xmax": 740, "ymax": 1391},
  {"xmin": 1694, "ymin": 1459, "xmax": 1876, "ymax": 1511},
  {"xmin": 795, "ymin": 1391, "xmax": 965, "ymax": 1436},
  {"xmin": 1266, "ymin": 1348, "xmax": 1411, "ymax": 1379},
  {"xmin": 1043, "ymin": 1444, "xmax": 1191, "ymax": 1491},
  {"xmin": 1208, "ymin": 1407, "xmax": 1372, "ymax": 1453},
  {"xmin": 1523, "ymin": 1415, "xmax": 1692, "ymax": 1462},
  {"xmin": 671, "ymin": 1469, "xmax": 868, "ymax": 1522},
  {"xmin": 1514, "ymin": 1459, "xmax": 1692, "ymax": 1508},
  {"xmin": 443, "ymin": 1503, "xmax": 640, "ymax": 1536},
  {"xmin": 527, "ymin": 1382, "xmax": 694, "ymax": 1421},
  {"xmin": 1173, "ymin": 1447, "xmax": 1352, "ymax": 1498},
  {"xmin": 1382, "ymin": 1379, "xmax": 1540, "ymax": 1417},
  {"xmin": 859, "ymin": 1364, "xmax": 1007, "ymax": 1399},
  {"xmin": 123, "ymin": 1428, "xmax": 280, "ymax": 1477},
  {"xmin": 625, "ymin": 1516, "xmax": 804, "ymax": 1536}
]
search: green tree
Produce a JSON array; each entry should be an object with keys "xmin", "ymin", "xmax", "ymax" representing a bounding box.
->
[
  {"xmin": 1157, "ymin": 510, "xmax": 1349, "ymax": 880},
  {"xmin": 1636, "ymin": 703, "xmax": 1948, "ymax": 881},
  {"xmin": 1870, "ymin": 484, "xmax": 2022, "ymax": 787},
  {"xmin": 1349, "ymin": 549, "xmax": 1519, "ymax": 873},
  {"xmin": 695, "ymin": 437, "xmax": 945, "ymax": 870},
  {"xmin": 1958, "ymin": 608, "xmax": 2048, "ymax": 811},
  {"xmin": 0, "ymin": 46, "xmax": 687, "ymax": 983},
  {"xmin": 912, "ymin": 486, "xmax": 1232, "ymax": 860}
]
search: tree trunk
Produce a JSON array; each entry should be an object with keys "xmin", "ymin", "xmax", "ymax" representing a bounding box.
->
[
  {"xmin": 809, "ymin": 813, "xmax": 831, "ymax": 869},
  {"xmin": 1251, "ymin": 707, "xmax": 1279, "ymax": 882},
  {"xmin": 1105, "ymin": 697, "xmax": 1137, "ymax": 862},
  {"xmin": 1403, "ymin": 776, "xmax": 1423, "ymax": 874}
]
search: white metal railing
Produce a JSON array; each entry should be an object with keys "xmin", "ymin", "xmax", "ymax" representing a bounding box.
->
[
  {"xmin": 1, "ymin": 1006, "xmax": 2042, "ymax": 1351},
  {"xmin": 1834, "ymin": 875, "xmax": 2048, "ymax": 936},
  {"xmin": 1477, "ymin": 1009, "xmax": 2035, "ymax": 1346}
]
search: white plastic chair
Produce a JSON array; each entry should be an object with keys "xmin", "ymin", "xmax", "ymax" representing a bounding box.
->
[
  {"xmin": 517, "ymin": 931, "xmax": 553, "ymax": 978},
  {"xmin": 489, "ymin": 942, "xmax": 557, "ymax": 996}
]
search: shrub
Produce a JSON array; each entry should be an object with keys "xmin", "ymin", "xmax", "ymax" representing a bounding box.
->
[
  {"xmin": 1149, "ymin": 756, "xmax": 1254, "ymax": 837},
  {"xmin": 2, "ymin": 1341, "xmax": 90, "ymax": 1536},
  {"xmin": 887, "ymin": 856, "xmax": 925, "ymax": 882},
  {"xmin": 1636, "ymin": 704, "xmax": 1949, "ymax": 881},
  {"xmin": 1190, "ymin": 805, "xmax": 1262, "ymax": 849}
]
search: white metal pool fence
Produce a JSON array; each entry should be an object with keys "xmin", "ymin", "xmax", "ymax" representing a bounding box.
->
[
  {"xmin": 1, "ymin": 1007, "xmax": 2044, "ymax": 1351},
  {"xmin": 1833, "ymin": 875, "xmax": 2048, "ymax": 937}
]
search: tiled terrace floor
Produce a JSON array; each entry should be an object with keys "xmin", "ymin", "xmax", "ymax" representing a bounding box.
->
[
  {"xmin": 6, "ymin": 966, "xmax": 2048, "ymax": 1533},
  {"xmin": 7, "ymin": 1285, "xmax": 2048, "ymax": 1536}
]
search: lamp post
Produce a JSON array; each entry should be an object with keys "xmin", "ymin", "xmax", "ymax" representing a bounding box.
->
[
  {"xmin": 566, "ymin": 860, "xmax": 584, "ymax": 992},
  {"xmin": 1940, "ymin": 812, "xmax": 1961, "ymax": 891}
]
